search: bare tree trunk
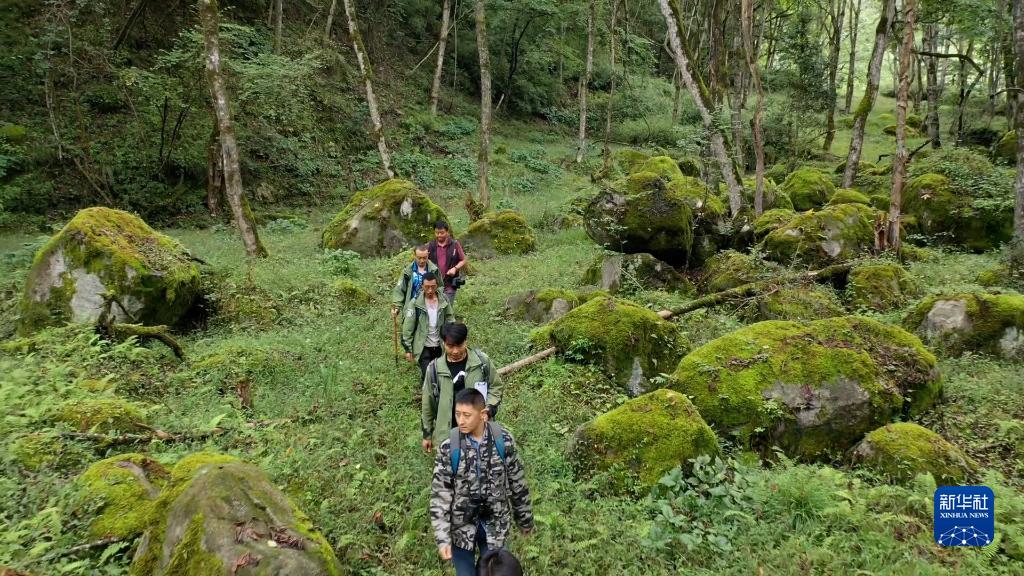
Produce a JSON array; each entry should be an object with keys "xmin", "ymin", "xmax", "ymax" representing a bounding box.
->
[
  {"xmin": 429, "ymin": 0, "xmax": 452, "ymax": 117},
  {"xmin": 823, "ymin": 0, "xmax": 847, "ymax": 152},
  {"xmin": 659, "ymin": 0, "xmax": 744, "ymax": 216},
  {"xmin": 473, "ymin": 0, "xmax": 491, "ymax": 219},
  {"xmin": 842, "ymin": 0, "xmax": 895, "ymax": 188},
  {"xmin": 274, "ymin": 0, "xmax": 283, "ymax": 54},
  {"xmin": 576, "ymin": 0, "xmax": 595, "ymax": 163},
  {"xmin": 913, "ymin": 50, "xmax": 923, "ymax": 115},
  {"xmin": 1014, "ymin": 0, "xmax": 1024, "ymax": 240},
  {"xmin": 602, "ymin": 0, "xmax": 620, "ymax": 172},
  {"xmin": 323, "ymin": 0, "xmax": 337, "ymax": 46},
  {"xmin": 743, "ymin": 0, "xmax": 766, "ymax": 216},
  {"xmin": 1002, "ymin": 0, "xmax": 1016, "ymax": 124},
  {"xmin": 889, "ymin": 0, "xmax": 916, "ymax": 253},
  {"xmin": 342, "ymin": 0, "xmax": 394, "ymax": 178},
  {"xmin": 925, "ymin": 24, "xmax": 941, "ymax": 147},
  {"xmin": 729, "ymin": 31, "xmax": 746, "ymax": 169},
  {"xmin": 672, "ymin": 68, "xmax": 682, "ymax": 123},
  {"xmin": 206, "ymin": 126, "xmax": 223, "ymax": 217},
  {"xmin": 950, "ymin": 39, "xmax": 974, "ymax": 144},
  {"xmin": 199, "ymin": 0, "xmax": 267, "ymax": 258}
]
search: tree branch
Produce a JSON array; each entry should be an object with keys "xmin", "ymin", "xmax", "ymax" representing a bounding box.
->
[{"xmin": 912, "ymin": 50, "xmax": 982, "ymax": 75}]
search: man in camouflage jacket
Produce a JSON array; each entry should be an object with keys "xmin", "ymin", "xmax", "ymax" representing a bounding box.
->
[{"xmin": 430, "ymin": 388, "xmax": 533, "ymax": 575}]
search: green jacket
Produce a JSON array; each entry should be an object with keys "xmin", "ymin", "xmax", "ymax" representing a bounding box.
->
[
  {"xmin": 401, "ymin": 292, "xmax": 455, "ymax": 361},
  {"xmin": 421, "ymin": 351, "xmax": 504, "ymax": 447},
  {"xmin": 391, "ymin": 261, "xmax": 440, "ymax": 310}
]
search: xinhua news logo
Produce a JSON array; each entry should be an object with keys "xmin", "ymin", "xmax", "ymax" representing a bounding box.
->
[{"xmin": 934, "ymin": 486, "xmax": 995, "ymax": 547}]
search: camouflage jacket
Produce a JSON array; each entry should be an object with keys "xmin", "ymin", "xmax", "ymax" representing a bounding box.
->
[{"xmin": 429, "ymin": 425, "xmax": 534, "ymax": 551}]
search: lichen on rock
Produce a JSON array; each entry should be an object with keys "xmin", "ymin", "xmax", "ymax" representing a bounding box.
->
[
  {"xmin": 761, "ymin": 203, "xmax": 876, "ymax": 267},
  {"xmin": 903, "ymin": 292, "xmax": 1024, "ymax": 360}
]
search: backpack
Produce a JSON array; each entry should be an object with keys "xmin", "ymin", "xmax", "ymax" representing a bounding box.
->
[
  {"xmin": 429, "ymin": 349, "xmax": 490, "ymax": 407},
  {"xmin": 449, "ymin": 421, "xmax": 506, "ymax": 475}
]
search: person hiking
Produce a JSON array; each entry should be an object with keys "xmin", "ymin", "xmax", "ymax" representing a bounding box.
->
[
  {"xmin": 402, "ymin": 272, "xmax": 455, "ymax": 384},
  {"xmin": 392, "ymin": 244, "xmax": 439, "ymax": 318},
  {"xmin": 421, "ymin": 322, "xmax": 502, "ymax": 453},
  {"xmin": 428, "ymin": 221, "xmax": 467, "ymax": 305},
  {"xmin": 477, "ymin": 550, "xmax": 523, "ymax": 576},
  {"xmin": 430, "ymin": 388, "xmax": 533, "ymax": 576}
]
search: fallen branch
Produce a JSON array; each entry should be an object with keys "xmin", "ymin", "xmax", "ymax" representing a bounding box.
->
[
  {"xmin": 60, "ymin": 427, "xmax": 224, "ymax": 445},
  {"xmin": 109, "ymin": 323, "xmax": 185, "ymax": 359},
  {"xmin": 497, "ymin": 346, "xmax": 555, "ymax": 377}
]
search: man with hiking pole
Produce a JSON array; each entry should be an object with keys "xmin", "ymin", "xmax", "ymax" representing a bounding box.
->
[
  {"xmin": 391, "ymin": 244, "xmax": 440, "ymax": 367},
  {"xmin": 402, "ymin": 272, "xmax": 455, "ymax": 386}
]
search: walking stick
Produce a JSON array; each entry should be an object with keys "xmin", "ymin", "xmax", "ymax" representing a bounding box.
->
[{"xmin": 392, "ymin": 311, "xmax": 399, "ymax": 367}]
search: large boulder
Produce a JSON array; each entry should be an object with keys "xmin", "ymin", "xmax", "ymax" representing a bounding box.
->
[
  {"xmin": 701, "ymin": 250, "xmax": 780, "ymax": 293},
  {"xmin": 503, "ymin": 288, "xmax": 605, "ymax": 324},
  {"xmin": 18, "ymin": 207, "xmax": 201, "ymax": 334},
  {"xmin": 903, "ymin": 292, "xmax": 1024, "ymax": 360},
  {"xmin": 780, "ymin": 168, "xmax": 835, "ymax": 211},
  {"xmin": 739, "ymin": 285, "xmax": 845, "ymax": 322},
  {"xmin": 993, "ymin": 130, "xmax": 1016, "ymax": 165},
  {"xmin": 78, "ymin": 454, "xmax": 168, "ymax": 539},
  {"xmin": 132, "ymin": 452, "xmax": 342, "ymax": 576},
  {"xmin": 850, "ymin": 423, "xmax": 978, "ymax": 485},
  {"xmin": 582, "ymin": 252, "xmax": 691, "ymax": 294},
  {"xmin": 460, "ymin": 210, "xmax": 536, "ymax": 258},
  {"xmin": 55, "ymin": 397, "xmax": 148, "ymax": 433},
  {"xmin": 585, "ymin": 163, "xmax": 727, "ymax": 267},
  {"xmin": 667, "ymin": 316, "xmax": 941, "ymax": 460},
  {"xmin": 532, "ymin": 296, "xmax": 689, "ymax": 395},
  {"xmin": 900, "ymin": 174, "xmax": 957, "ymax": 241},
  {"xmin": 721, "ymin": 177, "xmax": 793, "ymax": 212},
  {"xmin": 321, "ymin": 179, "xmax": 447, "ymax": 256},
  {"xmin": 751, "ymin": 208, "xmax": 797, "ymax": 241},
  {"xmin": 846, "ymin": 261, "xmax": 919, "ymax": 311},
  {"xmin": 761, "ymin": 203, "xmax": 875, "ymax": 267},
  {"xmin": 569, "ymin": 389, "xmax": 719, "ymax": 492},
  {"xmin": 827, "ymin": 189, "xmax": 871, "ymax": 206}
]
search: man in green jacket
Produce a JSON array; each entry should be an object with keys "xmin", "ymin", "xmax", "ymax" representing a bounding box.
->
[
  {"xmin": 391, "ymin": 245, "xmax": 439, "ymax": 318},
  {"xmin": 402, "ymin": 272, "xmax": 455, "ymax": 384},
  {"xmin": 421, "ymin": 322, "xmax": 503, "ymax": 452}
]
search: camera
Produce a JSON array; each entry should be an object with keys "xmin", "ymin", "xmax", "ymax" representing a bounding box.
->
[
  {"xmin": 449, "ymin": 274, "xmax": 467, "ymax": 289},
  {"xmin": 462, "ymin": 495, "xmax": 492, "ymax": 523}
]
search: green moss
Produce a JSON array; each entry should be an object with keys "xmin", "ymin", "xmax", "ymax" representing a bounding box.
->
[
  {"xmin": 462, "ymin": 210, "xmax": 536, "ymax": 257},
  {"xmin": 0, "ymin": 123, "xmax": 27, "ymax": 143},
  {"xmin": 330, "ymin": 279, "xmax": 372, "ymax": 303},
  {"xmin": 827, "ymin": 189, "xmax": 871, "ymax": 206},
  {"xmin": 722, "ymin": 177, "xmax": 792, "ymax": 211},
  {"xmin": 851, "ymin": 423, "xmax": 978, "ymax": 485},
  {"xmin": 744, "ymin": 286, "xmax": 845, "ymax": 322},
  {"xmin": 677, "ymin": 156, "xmax": 701, "ymax": 177},
  {"xmin": 869, "ymin": 193, "xmax": 890, "ymax": 211},
  {"xmin": 570, "ymin": 389, "xmax": 719, "ymax": 491},
  {"xmin": 11, "ymin": 433, "xmax": 64, "ymax": 471},
  {"xmin": 613, "ymin": 149, "xmax": 650, "ymax": 175},
  {"xmin": 752, "ymin": 208, "xmax": 797, "ymax": 240},
  {"xmin": 906, "ymin": 114, "xmax": 924, "ymax": 131},
  {"xmin": 761, "ymin": 203, "xmax": 876, "ymax": 267},
  {"xmin": 668, "ymin": 316, "xmax": 940, "ymax": 459},
  {"xmin": 903, "ymin": 292, "xmax": 1024, "ymax": 359},
  {"xmin": 321, "ymin": 179, "xmax": 448, "ymax": 255},
  {"xmin": 702, "ymin": 250, "xmax": 771, "ymax": 293},
  {"xmin": 636, "ymin": 156, "xmax": 685, "ymax": 181},
  {"xmin": 834, "ymin": 160, "xmax": 877, "ymax": 175},
  {"xmin": 78, "ymin": 454, "xmax": 168, "ymax": 539},
  {"xmin": 55, "ymin": 397, "xmax": 147, "ymax": 433},
  {"xmin": 993, "ymin": 130, "xmax": 1017, "ymax": 165},
  {"xmin": 976, "ymin": 264, "xmax": 1013, "ymax": 287},
  {"xmin": 164, "ymin": 514, "xmax": 225, "ymax": 575},
  {"xmin": 901, "ymin": 173, "xmax": 955, "ymax": 238},
  {"xmin": 846, "ymin": 262, "xmax": 919, "ymax": 311},
  {"xmin": 582, "ymin": 252, "xmax": 691, "ymax": 294},
  {"xmin": 781, "ymin": 168, "xmax": 835, "ymax": 211},
  {"xmin": 764, "ymin": 164, "xmax": 791, "ymax": 184}
]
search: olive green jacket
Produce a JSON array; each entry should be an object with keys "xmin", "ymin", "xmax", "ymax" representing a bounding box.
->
[
  {"xmin": 421, "ymin": 351, "xmax": 504, "ymax": 447},
  {"xmin": 391, "ymin": 260, "xmax": 440, "ymax": 310},
  {"xmin": 401, "ymin": 292, "xmax": 455, "ymax": 361}
]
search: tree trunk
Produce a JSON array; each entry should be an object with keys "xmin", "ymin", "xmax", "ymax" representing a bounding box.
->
[
  {"xmin": 274, "ymin": 0, "xmax": 283, "ymax": 54},
  {"xmin": 888, "ymin": 0, "xmax": 916, "ymax": 254},
  {"xmin": 843, "ymin": 0, "xmax": 860, "ymax": 113},
  {"xmin": 913, "ymin": 50, "xmax": 923, "ymax": 115},
  {"xmin": 729, "ymin": 31, "xmax": 746, "ymax": 169},
  {"xmin": 602, "ymin": 1, "xmax": 620, "ymax": 172},
  {"xmin": 342, "ymin": 0, "xmax": 394, "ymax": 178},
  {"xmin": 951, "ymin": 40, "xmax": 974, "ymax": 144},
  {"xmin": 823, "ymin": 0, "xmax": 847, "ymax": 152},
  {"xmin": 672, "ymin": 69, "xmax": 682, "ymax": 123},
  {"xmin": 742, "ymin": 0, "xmax": 766, "ymax": 216},
  {"xmin": 1014, "ymin": 0, "xmax": 1024, "ymax": 240},
  {"xmin": 659, "ymin": 0, "xmax": 744, "ymax": 216},
  {"xmin": 473, "ymin": 0, "xmax": 491, "ymax": 219},
  {"xmin": 842, "ymin": 0, "xmax": 895, "ymax": 188},
  {"xmin": 575, "ymin": 0, "xmax": 595, "ymax": 163},
  {"xmin": 1003, "ymin": 0, "xmax": 1016, "ymax": 125},
  {"xmin": 199, "ymin": 0, "xmax": 267, "ymax": 258},
  {"xmin": 429, "ymin": 0, "xmax": 452, "ymax": 117},
  {"xmin": 323, "ymin": 0, "xmax": 337, "ymax": 46},
  {"xmin": 925, "ymin": 24, "xmax": 941, "ymax": 148},
  {"xmin": 206, "ymin": 126, "xmax": 223, "ymax": 218}
]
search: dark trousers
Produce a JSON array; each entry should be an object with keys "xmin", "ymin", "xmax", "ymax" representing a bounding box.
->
[
  {"xmin": 418, "ymin": 346, "xmax": 443, "ymax": 385},
  {"xmin": 451, "ymin": 524, "xmax": 488, "ymax": 576}
]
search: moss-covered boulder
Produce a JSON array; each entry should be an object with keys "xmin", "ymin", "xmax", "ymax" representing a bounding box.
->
[
  {"xmin": 780, "ymin": 168, "xmax": 835, "ymax": 211},
  {"xmin": 78, "ymin": 454, "xmax": 169, "ymax": 539},
  {"xmin": 18, "ymin": 207, "xmax": 201, "ymax": 334},
  {"xmin": 612, "ymin": 149, "xmax": 650, "ymax": 175},
  {"xmin": 827, "ymin": 189, "xmax": 871, "ymax": 206},
  {"xmin": 976, "ymin": 264, "xmax": 1022, "ymax": 288},
  {"xmin": 667, "ymin": 316, "xmax": 941, "ymax": 459},
  {"xmin": 460, "ymin": 210, "xmax": 536, "ymax": 258},
  {"xmin": 720, "ymin": 177, "xmax": 793, "ymax": 212},
  {"xmin": 504, "ymin": 288, "xmax": 605, "ymax": 324},
  {"xmin": 834, "ymin": 160, "xmax": 878, "ymax": 175},
  {"xmin": 328, "ymin": 279, "xmax": 372, "ymax": 303},
  {"xmin": 701, "ymin": 250, "xmax": 779, "ymax": 293},
  {"xmin": 901, "ymin": 174, "xmax": 956, "ymax": 239},
  {"xmin": 569, "ymin": 389, "xmax": 719, "ymax": 491},
  {"xmin": 740, "ymin": 285, "xmax": 845, "ymax": 322},
  {"xmin": 636, "ymin": 156, "xmax": 685, "ymax": 181},
  {"xmin": 132, "ymin": 452, "xmax": 342, "ymax": 576},
  {"xmin": 582, "ymin": 252, "xmax": 691, "ymax": 294},
  {"xmin": 993, "ymin": 130, "xmax": 1017, "ymax": 165},
  {"xmin": 850, "ymin": 423, "xmax": 978, "ymax": 485},
  {"xmin": 55, "ymin": 397, "xmax": 147, "ymax": 433},
  {"xmin": 10, "ymin": 433, "xmax": 87, "ymax": 472},
  {"xmin": 903, "ymin": 292, "xmax": 1024, "ymax": 360},
  {"xmin": 677, "ymin": 156, "xmax": 702, "ymax": 177},
  {"xmin": 0, "ymin": 123, "xmax": 28, "ymax": 143},
  {"xmin": 752, "ymin": 208, "xmax": 797, "ymax": 241},
  {"xmin": 321, "ymin": 179, "xmax": 447, "ymax": 256},
  {"xmin": 761, "ymin": 203, "xmax": 876, "ymax": 267},
  {"xmin": 846, "ymin": 262, "xmax": 919, "ymax": 311},
  {"xmin": 532, "ymin": 296, "xmax": 689, "ymax": 395},
  {"xmin": 907, "ymin": 114, "xmax": 924, "ymax": 131}
]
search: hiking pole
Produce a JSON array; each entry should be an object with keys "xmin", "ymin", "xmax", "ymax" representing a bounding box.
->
[{"xmin": 392, "ymin": 311, "xmax": 399, "ymax": 367}]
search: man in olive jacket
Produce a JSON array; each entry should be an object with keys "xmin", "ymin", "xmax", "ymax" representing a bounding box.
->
[
  {"xmin": 421, "ymin": 322, "xmax": 503, "ymax": 452},
  {"xmin": 402, "ymin": 272, "xmax": 455, "ymax": 384},
  {"xmin": 391, "ymin": 245, "xmax": 440, "ymax": 318}
]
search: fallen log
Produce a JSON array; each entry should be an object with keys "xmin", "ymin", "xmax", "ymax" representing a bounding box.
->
[{"xmin": 109, "ymin": 323, "xmax": 185, "ymax": 359}]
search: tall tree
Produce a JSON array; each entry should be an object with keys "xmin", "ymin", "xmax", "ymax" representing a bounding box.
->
[
  {"xmin": 842, "ymin": 0, "xmax": 896, "ymax": 188},
  {"xmin": 823, "ymin": 0, "xmax": 847, "ymax": 152},
  {"xmin": 429, "ymin": 0, "xmax": 453, "ymax": 117},
  {"xmin": 576, "ymin": 0, "xmax": 596, "ymax": 163},
  {"xmin": 924, "ymin": 23, "xmax": 941, "ymax": 147},
  {"xmin": 324, "ymin": 0, "xmax": 337, "ymax": 46},
  {"xmin": 342, "ymin": 0, "xmax": 394, "ymax": 178},
  {"xmin": 602, "ymin": 0, "xmax": 621, "ymax": 171},
  {"xmin": 843, "ymin": 0, "xmax": 861, "ymax": 113},
  {"xmin": 274, "ymin": 0, "xmax": 283, "ymax": 54},
  {"xmin": 742, "ymin": 0, "xmax": 767, "ymax": 216},
  {"xmin": 472, "ymin": 0, "xmax": 491, "ymax": 219},
  {"xmin": 889, "ymin": 0, "xmax": 917, "ymax": 253},
  {"xmin": 1014, "ymin": 0, "xmax": 1024, "ymax": 245},
  {"xmin": 199, "ymin": 0, "xmax": 267, "ymax": 258},
  {"xmin": 659, "ymin": 0, "xmax": 744, "ymax": 216}
]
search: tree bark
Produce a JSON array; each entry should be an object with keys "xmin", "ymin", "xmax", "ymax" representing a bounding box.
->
[
  {"xmin": 602, "ymin": 0, "xmax": 620, "ymax": 172},
  {"xmin": 729, "ymin": 31, "xmax": 746, "ymax": 169},
  {"xmin": 742, "ymin": 0, "xmax": 766, "ymax": 216},
  {"xmin": 659, "ymin": 0, "xmax": 744, "ymax": 216},
  {"xmin": 823, "ymin": 0, "xmax": 847, "ymax": 152},
  {"xmin": 429, "ymin": 0, "xmax": 452, "ymax": 117},
  {"xmin": 206, "ymin": 126, "xmax": 223, "ymax": 217},
  {"xmin": 924, "ymin": 24, "xmax": 941, "ymax": 148},
  {"xmin": 473, "ymin": 0, "xmax": 491, "ymax": 219},
  {"xmin": 575, "ymin": 0, "xmax": 595, "ymax": 163},
  {"xmin": 888, "ymin": 0, "xmax": 916, "ymax": 254},
  {"xmin": 842, "ymin": 0, "xmax": 895, "ymax": 188},
  {"xmin": 323, "ymin": 0, "xmax": 337, "ymax": 46},
  {"xmin": 274, "ymin": 0, "xmax": 283, "ymax": 54},
  {"xmin": 199, "ymin": 0, "xmax": 267, "ymax": 258},
  {"xmin": 342, "ymin": 0, "xmax": 394, "ymax": 178},
  {"xmin": 1014, "ymin": 0, "xmax": 1024, "ymax": 240}
]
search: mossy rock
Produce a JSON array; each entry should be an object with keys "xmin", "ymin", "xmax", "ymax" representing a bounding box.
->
[
  {"xmin": 761, "ymin": 203, "xmax": 876, "ymax": 267},
  {"xmin": 764, "ymin": 164, "xmax": 791, "ymax": 184},
  {"xmin": 582, "ymin": 252, "xmax": 691, "ymax": 294},
  {"xmin": 0, "ymin": 123, "xmax": 28, "ymax": 143},
  {"xmin": 321, "ymin": 179, "xmax": 447, "ymax": 257},
  {"xmin": 993, "ymin": 130, "xmax": 1016, "ymax": 165},
  {"xmin": 850, "ymin": 423, "xmax": 978, "ymax": 485},
  {"xmin": 667, "ymin": 316, "xmax": 941, "ymax": 460},
  {"xmin": 827, "ymin": 189, "xmax": 871, "ymax": 206},
  {"xmin": 903, "ymin": 292, "xmax": 1024, "ymax": 360},
  {"xmin": 18, "ymin": 207, "xmax": 201, "ymax": 335},
  {"xmin": 10, "ymin": 433, "xmax": 87, "ymax": 472},
  {"xmin": 461, "ymin": 210, "xmax": 536, "ymax": 258},
  {"xmin": 752, "ymin": 208, "xmax": 797, "ymax": 241},
  {"xmin": 740, "ymin": 285, "xmax": 845, "ymax": 322},
  {"xmin": 721, "ymin": 177, "xmax": 793, "ymax": 212},
  {"xmin": 901, "ymin": 173, "xmax": 956, "ymax": 239},
  {"xmin": 54, "ymin": 397, "xmax": 147, "ymax": 433},
  {"xmin": 677, "ymin": 156, "xmax": 702, "ymax": 177},
  {"xmin": 878, "ymin": 113, "xmax": 896, "ymax": 123},
  {"xmin": 846, "ymin": 262, "xmax": 919, "ymax": 311},
  {"xmin": 976, "ymin": 264, "xmax": 1021, "ymax": 288},
  {"xmin": 701, "ymin": 250, "xmax": 779, "ymax": 294},
  {"xmin": 569, "ymin": 389, "xmax": 719, "ymax": 492},
  {"xmin": 78, "ymin": 454, "xmax": 169, "ymax": 539},
  {"xmin": 636, "ymin": 156, "xmax": 685, "ymax": 181},
  {"xmin": 882, "ymin": 124, "xmax": 898, "ymax": 136},
  {"xmin": 504, "ymin": 288, "xmax": 606, "ymax": 324},
  {"xmin": 612, "ymin": 149, "xmax": 650, "ymax": 175},
  {"xmin": 906, "ymin": 114, "xmax": 924, "ymax": 131},
  {"xmin": 329, "ymin": 279, "xmax": 372, "ymax": 303},
  {"xmin": 131, "ymin": 452, "xmax": 343, "ymax": 576},
  {"xmin": 869, "ymin": 193, "xmax": 890, "ymax": 211},
  {"xmin": 833, "ymin": 160, "xmax": 877, "ymax": 175},
  {"xmin": 780, "ymin": 168, "xmax": 835, "ymax": 211},
  {"xmin": 531, "ymin": 296, "xmax": 689, "ymax": 395}
]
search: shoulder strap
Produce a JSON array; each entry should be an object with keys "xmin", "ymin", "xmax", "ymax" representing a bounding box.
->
[
  {"xmin": 430, "ymin": 359, "xmax": 440, "ymax": 403},
  {"xmin": 475, "ymin": 349, "xmax": 490, "ymax": 383},
  {"xmin": 449, "ymin": 427, "xmax": 461, "ymax": 474},
  {"xmin": 487, "ymin": 421, "xmax": 506, "ymax": 461}
]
